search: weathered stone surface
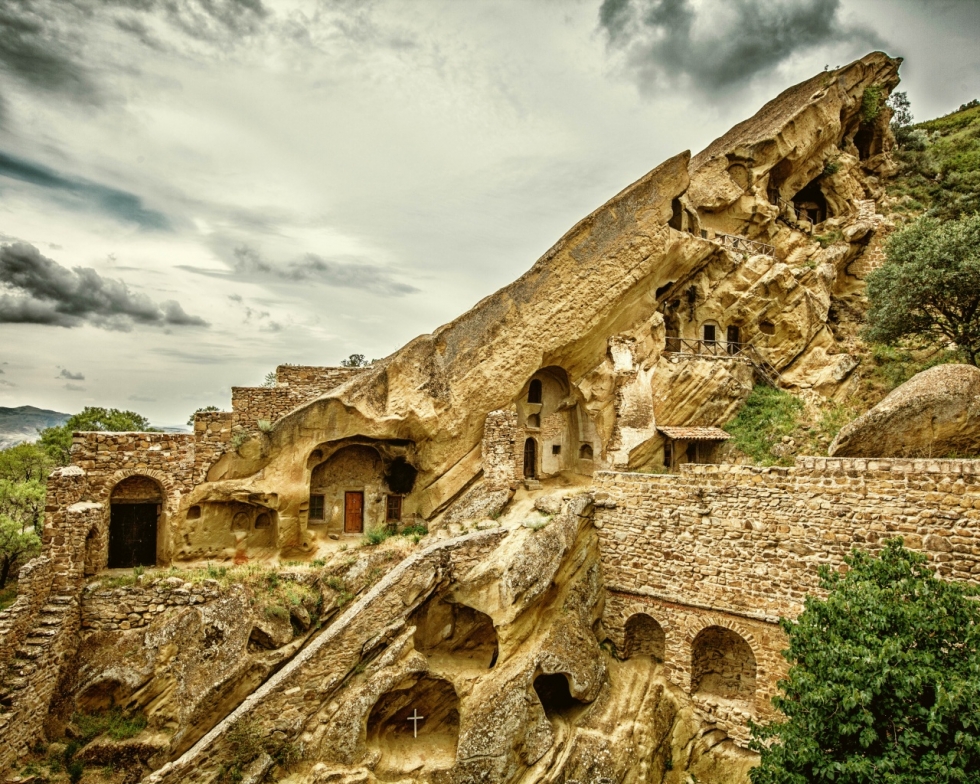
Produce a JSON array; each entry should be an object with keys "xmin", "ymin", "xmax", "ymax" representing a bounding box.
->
[{"xmin": 830, "ymin": 364, "xmax": 980, "ymax": 457}]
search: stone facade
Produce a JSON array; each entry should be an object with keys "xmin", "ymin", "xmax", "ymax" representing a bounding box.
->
[
  {"xmin": 846, "ymin": 199, "xmax": 891, "ymax": 279},
  {"xmin": 482, "ymin": 410, "xmax": 520, "ymax": 490},
  {"xmin": 81, "ymin": 578, "xmax": 223, "ymax": 632},
  {"xmin": 594, "ymin": 456, "xmax": 980, "ymax": 743}
]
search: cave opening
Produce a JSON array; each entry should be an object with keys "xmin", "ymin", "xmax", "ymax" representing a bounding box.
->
[
  {"xmin": 366, "ymin": 675, "xmax": 460, "ymax": 773},
  {"xmin": 792, "ymin": 179, "xmax": 829, "ymax": 225},
  {"xmin": 533, "ymin": 672, "xmax": 586, "ymax": 721},
  {"xmin": 411, "ymin": 597, "xmax": 499, "ymax": 671}
]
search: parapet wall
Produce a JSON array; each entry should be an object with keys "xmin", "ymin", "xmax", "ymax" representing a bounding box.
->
[{"xmin": 594, "ymin": 456, "xmax": 980, "ymax": 623}]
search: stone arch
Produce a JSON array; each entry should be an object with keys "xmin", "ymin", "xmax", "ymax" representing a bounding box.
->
[
  {"xmin": 107, "ymin": 474, "xmax": 166, "ymax": 569},
  {"xmin": 518, "ymin": 366, "xmax": 595, "ymax": 478},
  {"xmin": 691, "ymin": 624, "xmax": 757, "ymax": 701},
  {"xmin": 624, "ymin": 613, "xmax": 665, "ymax": 661},
  {"xmin": 366, "ymin": 675, "xmax": 460, "ymax": 773}
]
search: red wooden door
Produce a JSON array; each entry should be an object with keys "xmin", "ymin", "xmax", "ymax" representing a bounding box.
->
[{"xmin": 344, "ymin": 492, "xmax": 364, "ymax": 533}]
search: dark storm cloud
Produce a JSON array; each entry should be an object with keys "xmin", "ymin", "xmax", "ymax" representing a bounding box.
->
[
  {"xmin": 58, "ymin": 368, "xmax": 85, "ymax": 380},
  {"xmin": 0, "ymin": 242, "xmax": 209, "ymax": 330},
  {"xmin": 181, "ymin": 245, "xmax": 419, "ymax": 297},
  {"xmin": 0, "ymin": 151, "xmax": 171, "ymax": 230},
  {"xmin": 598, "ymin": 0, "xmax": 883, "ymax": 92}
]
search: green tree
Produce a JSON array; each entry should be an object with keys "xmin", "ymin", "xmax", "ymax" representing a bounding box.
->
[
  {"xmin": 186, "ymin": 405, "xmax": 221, "ymax": 426},
  {"xmin": 39, "ymin": 407, "xmax": 156, "ymax": 465},
  {"xmin": 750, "ymin": 539, "xmax": 980, "ymax": 783},
  {"xmin": 865, "ymin": 214, "xmax": 980, "ymax": 365},
  {"xmin": 340, "ymin": 353, "xmax": 369, "ymax": 368},
  {"xmin": 0, "ymin": 516, "xmax": 40, "ymax": 588}
]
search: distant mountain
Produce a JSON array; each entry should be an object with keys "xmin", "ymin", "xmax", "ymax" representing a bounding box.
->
[{"xmin": 0, "ymin": 406, "xmax": 70, "ymax": 450}]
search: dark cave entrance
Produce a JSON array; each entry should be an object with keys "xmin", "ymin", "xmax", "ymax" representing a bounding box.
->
[
  {"xmin": 533, "ymin": 672, "xmax": 586, "ymax": 721},
  {"xmin": 792, "ymin": 179, "xmax": 829, "ymax": 225}
]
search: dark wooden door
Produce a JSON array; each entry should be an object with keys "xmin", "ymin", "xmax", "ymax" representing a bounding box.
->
[
  {"xmin": 108, "ymin": 503, "xmax": 157, "ymax": 568},
  {"xmin": 727, "ymin": 325, "xmax": 740, "ymax": 355},
  {"xmin": 523, "ymin": 438, "xmax": 537, "ymax": 478},
  {"xmin": 344, "ymin": 491, "xmax": 364, "ymax": 533}
]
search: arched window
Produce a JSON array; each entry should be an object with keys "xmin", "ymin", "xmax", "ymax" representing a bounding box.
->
[
  {"xmin": 579, "ymin": 444, "xmax": 593, "ymax": 459},
  {"xmin": 527, "ymin": 379, "xmax": 543, "ymax": 404}
]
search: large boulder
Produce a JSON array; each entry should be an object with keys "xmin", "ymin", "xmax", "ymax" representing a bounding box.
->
[{"xmin": 829, "ymin": 364, "xmax": 980, "ymax": 458}]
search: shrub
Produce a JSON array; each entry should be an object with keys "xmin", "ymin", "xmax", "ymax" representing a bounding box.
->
[
  {"xmin": 400, "ymin": 523, "xmax": 428, "ymax": 537},
  {"xmin": 74, "ymin": 708, "xmax": 148, "ymax": 742},
  {"xmin": 860, "ymin": 84, "xmax": 883, "ymax": 124},
  {"xmin": 725, "ymin": 385, "xmax": 803, "ymax": 465},
  {"xmin": 361, "ymin": 526, "xmax": 393, "ymax": 546}
]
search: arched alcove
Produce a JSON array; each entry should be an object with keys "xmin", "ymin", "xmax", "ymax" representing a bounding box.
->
[
  {"xmin": 83, "ymin": 526, "xmax": 101, "ymax": 576},
  {"xmin": 77, "ymin": 678, "xmax": 130, "ymax": 712},
  {"xmin": 533, "ymin": 672, "xmax": 586, "ymax": 722},
  {"xmin": 527, "ymin": 379, "xmax": 543, "ymax": 404},
  {"xmin": 411, "ymin": 597, "xmax": 499, "ymax": 670},
  {"xmin": 108, "ymin": 475, "xmax": 163, "ymax": 569},
  {"xmin": 624, "ymin": 613, "xmax": 665, "ymax": 662},
  {"xmin": 579, "ymin": 444, "xmax": 593, "ymax": 460},
  {"xmin": 527, "ymin": 413, "xmax": 541, "ymax": 429},
  {"xmin": 691, "ymin": 626, "xmax": 757, "ymax": 701},
  {"xmin": 367, "ymin": 676, "xmax": 460, "ymax": 773},
  {"xmin": 792, "ymin": 179, "xmax": 829, "ymax": 225}
]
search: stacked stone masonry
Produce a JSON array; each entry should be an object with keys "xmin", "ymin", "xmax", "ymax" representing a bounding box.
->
[
  {"xmin": 232, "ymin": 365, "xmax": 368, "ymax": 432},
  {"xmin": 594, "ymin": 456, "xmax": 980, "ymax": 742},
  {"xmin": 847, "ymin": 199, "xmax": 890, "ymax": 279},
  {"xmin": 82, "ymin": 578, "xmax": 223, "ymax": 632}
]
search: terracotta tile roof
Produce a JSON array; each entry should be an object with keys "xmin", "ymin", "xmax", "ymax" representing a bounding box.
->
[{"xmin": 657, "ymin": 426, "xmax": 732, "ymax": 441}]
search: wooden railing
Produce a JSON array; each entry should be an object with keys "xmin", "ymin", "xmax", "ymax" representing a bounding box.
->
[
  {"xmin": 663, "ymin": 339, "xmax": 781, "ymax": 387},
  {"xmin": 700, "ymin": 230, "xmax": 775, "ymax": 259}
]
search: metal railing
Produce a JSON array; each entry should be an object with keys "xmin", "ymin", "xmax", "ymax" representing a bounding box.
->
[{"xmin": 700, "ymin": 230, "xmax": 775, "ymax": 259}]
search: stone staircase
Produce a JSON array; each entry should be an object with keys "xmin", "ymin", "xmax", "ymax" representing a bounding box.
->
[{"xmin": 0, "ymin": 593, "xmax": 78, "ymax": 738}]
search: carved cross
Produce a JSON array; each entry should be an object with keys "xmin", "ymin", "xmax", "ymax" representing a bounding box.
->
[{"xmin": 407, "ymin": 708, "xmax": 425, "ymax": 738}]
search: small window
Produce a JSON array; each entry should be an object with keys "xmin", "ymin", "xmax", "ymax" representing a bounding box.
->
[
  {"xmin": 254, "ymin": 512, "xmax": 271, "ymax": 529},
  {"xmin": 309, "ymin": 494, "xmax": 325, "ymax": 521},
  {"xmin": 386, "ymin": 495, "xmax": 402, "ymax": 523},
  {"xmin": 232, "ymin": 511, "xmax": 250, "ymax": 531},
  {"xmin": 663, "ymin": 441, "xmax": 673, "ymax": 468},
  {"xmin": 527, "ymin": 413, "xmax": 540, "ymax": 428},
  {"xmin": 552, "ymin": 444, "xmax": 561, "ymax": 455},
  {"xmin": 187, "ymin": 505, "xmax": 201, "ymax": 520},
  {"xmin": 703, "ymin": 324, "xmax": 717, "ymax": 344},
  {"xmin": 759, "ymin": 320, "xmax": 776, "ymax": 336},
  {"xmin": 579, "ymin": 444, "xmax": 593, "ymax": 459},
  {"xmin": 528, "ymin": 379, "xmax": 543, "ymax": 404}
]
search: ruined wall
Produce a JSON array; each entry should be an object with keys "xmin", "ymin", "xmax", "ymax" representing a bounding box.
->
[
  {"xmin": 193, "ymin": 411, "xmax": 233, "ymax": 484},
  {"xmin": 482, "ymin": 410, "xmax": 520, "ymax": 490},
  {"xmin": 0, "ymin": 467, "xmax": 98, "ymax": 771},
  {"xmin": 232, "ymin": 366, "xmax": 369, "ymax": 432}
]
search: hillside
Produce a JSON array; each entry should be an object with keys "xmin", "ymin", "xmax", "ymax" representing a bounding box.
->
[{"xmin": 0, "ymin": 405, "xmax": 69, "ymax": 449}]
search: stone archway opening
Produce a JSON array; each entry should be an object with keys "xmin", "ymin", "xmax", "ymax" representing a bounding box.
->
[
  {"xmin": 410, "ymin": 597, "xmax": 499, "ymax": 671},
  {"xmin": 108, "ymin": 475, "xmax": 163, "ymax": 569},
  {"xmin": 691, "ymin": 625, "xmax": 757, "ymax": 701},
  {"xmin": 624, "ymin": 613, "xmax": 665, "ymax": 662},
  {"xmin": 366, "ymin": 675, "xmax": 460, "ymax": 774},
  {"xmin": 533, "ymin": 672, "xmax": 586, "ymax": 722}
]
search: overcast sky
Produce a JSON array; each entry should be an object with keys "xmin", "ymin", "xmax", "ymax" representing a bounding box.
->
[{"xmin": 1, "ymin": 0, "xmax": 978, "ymax": 426}]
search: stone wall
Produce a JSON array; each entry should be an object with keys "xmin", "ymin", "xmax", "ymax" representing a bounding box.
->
[
  {"xmin": 82, "ymin": 577, "xmax": 223, "ymax": 632},
  {"xmin": 482, "ymin": 410, "xmax": 519, "ymax": 490},
  {"xmin": 594, "ymin": 456, "xmax": 980, "ymax": 742},
  {"xmin": 0, "ymin": 467, "xmax": 97, "ymax": 771},
  {"xmin": 232, "ymin": 365, "xmax": 369, "ymax": 432},
  {"xmin": 847, "ymin": 199, "xmax": 890, "ymax": 279},
  {"xmin": 193, "ymin": 411, "xmax": 233, "ymax": 483}
]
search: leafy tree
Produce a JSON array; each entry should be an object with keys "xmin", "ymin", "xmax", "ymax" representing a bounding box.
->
[
  {"xmin": 39, "ymin": 407, "xmax": 156, "ymax": 465},
  {"xmin": 888, "ymin": 90, "xmax": 913, "ymax": 129},
  {"xmin": 0, "ymin": 516, "xmax": 40, "ymax": 588},
  {"xmin": 261, "ymin": 370, "xmax": 277, "ymax": 387},
  {"xmin": 186, "ymin": 405, "xmax": 221, "ymax": 426},
  {"xmin": 340, "ymin": 353, "xmax": 370, "ymax": 368},
  {"xmin": 0, "ymin": 442, "xmax": 54, "ymax": 484},
  {"xmin": 865, "ymin": 214, "xmax": 980, "ymax": 365},
  {"xmin": 750, "ymin": 539, "xmax": 980, "ymax": 783}
]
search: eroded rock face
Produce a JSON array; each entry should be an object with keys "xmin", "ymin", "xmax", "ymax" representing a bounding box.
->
[{"xmin": 830, "ymin": 364, "xmax": 980, "ymax": 458}]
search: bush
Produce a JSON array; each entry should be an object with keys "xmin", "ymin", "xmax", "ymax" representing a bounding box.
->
[
  {"xmin": 74, "ymin": 708, "xmax": 148, "ymax": 742},
  {"xmin": 361, "ymin": 526, "xmax": 393, "ymax": 546},
  {"xmin": 751, "ymin": 540, "xmax": 980, "ymax": 783},
  {"xmin": 860, "ymin": 84, "xmax": 883, "ymax": 124},
  {"xmin": 725, "ymin": 386, "xmax": 803, "ymax": 466},
  {"xmin": 400, "ymin": 523, "xmax": 428, "ymax": 537}
]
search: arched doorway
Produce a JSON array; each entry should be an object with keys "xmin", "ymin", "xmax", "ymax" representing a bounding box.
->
[
  {"xmin": 308, "ymin": 445, "xmax": 384, "ymax": 534},
  {"xmin": 108, "ymin": 476, "xmax": 162, "ymax": 568},
  {"xmin": 523, "ymin": 438, "xmax": 537, "ymax": 479},
  {"xmin": 691, "ymin": 625, "xmax": 757, "ymax": 700}
]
